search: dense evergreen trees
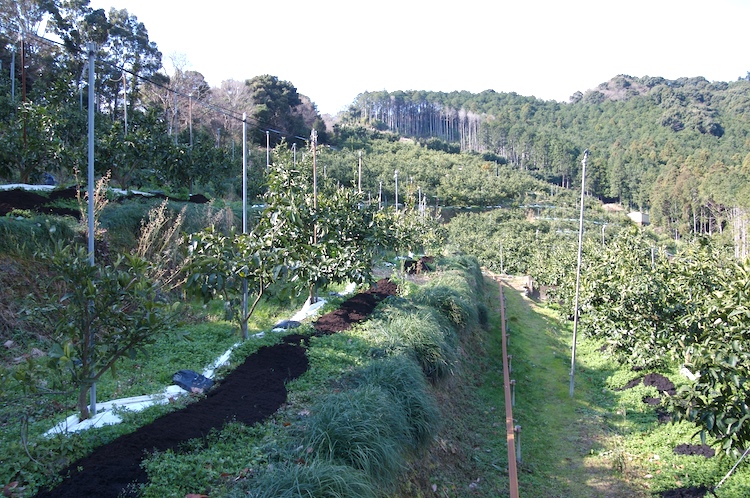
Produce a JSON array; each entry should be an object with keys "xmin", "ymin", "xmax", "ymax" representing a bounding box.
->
[
  {"xmin": 0, "ymin": 1, "xmax": 326, "ymax": 195},
  {"xmin": 341, "ymin": 76, "xmax": 750, "ymax": 239},
  {"xmin": 3, "ymin": 2, "xmax": 749, "ymax": 239}
]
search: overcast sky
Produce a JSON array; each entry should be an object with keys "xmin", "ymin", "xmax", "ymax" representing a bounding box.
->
[{"xmin": 86, "ymin": 0, "xmax": 750, "ymax": 115}]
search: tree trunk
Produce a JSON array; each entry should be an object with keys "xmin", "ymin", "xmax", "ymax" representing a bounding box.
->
[{"xmin": 77, "ymin": 386, "xmax": 90, "ymax": 421}]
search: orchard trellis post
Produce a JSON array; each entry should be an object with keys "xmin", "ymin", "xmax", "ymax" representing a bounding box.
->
[
  {"xmin": 10, "ymin": 44, "xmax": 15, "ymax": 100},
  {"xmin": 266, "ymin": 130, "xmax": 270, "ymax": 171},
  {"xmin": 358, "ymin": 150, "xmax": 363, "ymax": 194},
  {"xmin": 394, "ymin": 169, "xmax": 399, "ymax": 212},
  {"xmin": 241, "ymin": 113, "xmax": 249, "ymax": 340},
  {"xmin": 311, "ymin": 129, "xmax": 319, "ymax": 303},
  {"xmin": 569, "ymin": 149, "xmax": 588, "ymax": 397},
  {"xmin": 86, "ymin": 42, "xmax": 97, "ymax": 415}
]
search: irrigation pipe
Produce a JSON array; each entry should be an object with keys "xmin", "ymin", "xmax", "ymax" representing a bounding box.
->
[
  {"xmin": 499, "ymin": 283, "xmax": 520, "ymax": 498},
  {"xmin": 714, "ymin": 445, "xmax": 750, "ymax": 491}
]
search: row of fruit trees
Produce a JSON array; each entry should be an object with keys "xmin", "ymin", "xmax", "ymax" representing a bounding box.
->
[
  {"xmin": 6, "ymin": 142, "xmax": 445, "ymax": 422},
  {"xmin": 550, "ymin": 227, "xmax": 750, "ymax": 456}
]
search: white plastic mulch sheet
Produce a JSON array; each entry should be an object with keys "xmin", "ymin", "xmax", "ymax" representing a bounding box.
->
[{"xmin": 43, "ymin": 284, "xmax": 357, "ymax": 436}]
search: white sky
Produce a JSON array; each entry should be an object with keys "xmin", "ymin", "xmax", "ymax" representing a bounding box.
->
[{"xmin": 86, "ymin": 0, "xmax": 750, "ymax": 116}]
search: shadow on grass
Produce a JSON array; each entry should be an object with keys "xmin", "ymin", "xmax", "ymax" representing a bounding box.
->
[{"xmin": 479, "ymin": 276, "xmax": 647, "ymax": 498}]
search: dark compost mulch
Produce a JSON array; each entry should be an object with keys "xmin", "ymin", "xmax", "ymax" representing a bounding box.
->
[
  {"xmin": 658, "ymin": 485, "xmax": 711, "ymax": 497},
  {"xmin": 619, "ymin": 373, "xmax": 715, "ymax": 497},
  {"xmin": 0, "ymin": 186, "xmax": 210, "ymax": 218},
  {"xmin": 33, "ymin": 279, "xmax": 397, "ymax": 498}
]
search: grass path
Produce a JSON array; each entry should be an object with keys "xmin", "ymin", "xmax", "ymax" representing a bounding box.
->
[{"xmin": 481, "ymin": 276, "xmax": 646, "ymax": 497}]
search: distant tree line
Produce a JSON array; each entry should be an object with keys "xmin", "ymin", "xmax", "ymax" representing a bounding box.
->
[
  {"xmin": 0, "ymin": 0, "xmax": 326, "ymax": 197},
  {"xmin": 341, "ymin": 75, "xmax": 750, "ymax": 240}
]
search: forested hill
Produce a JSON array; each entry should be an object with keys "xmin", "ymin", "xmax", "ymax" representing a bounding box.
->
[{"xmin": 341, "ymin": 75, "xmax": 750, "ymax": 235}]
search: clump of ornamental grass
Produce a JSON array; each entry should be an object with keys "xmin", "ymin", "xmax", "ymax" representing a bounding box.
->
[
  {"xmin": 353, "ymin": 354, "xmax": 440, "ymax": 454},
  {"xmin": 228, "ymin": 460, "xmax": 377, "ymax": 498},
  {"xmin": 365, "ymin": 304, "xmax": 458, "ymax": 382},
  {"xmin": 439, "ymin": 254, "xmax": 484, "ymax": 295},
  {"xmin": 411, "ymin": 281, "xmax": 477, "ymax": 331},
  {"xmin": 303, "ymin": 384, "xmax": 409, "ymax": 487}
]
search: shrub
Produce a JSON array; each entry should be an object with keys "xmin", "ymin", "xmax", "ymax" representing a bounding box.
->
[
  {"xmin": 353, "ymin": 355, "xmax": 440, "ymax": 453},
  {"xmin": 304, "ymin": 385, "xmax": 409, "ymax": 486},
  {"xmin": 229, "ymin": 460, "xmax": 376, "ymax": 498}
]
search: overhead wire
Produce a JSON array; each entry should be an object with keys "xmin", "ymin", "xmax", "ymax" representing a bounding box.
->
[{"xmin": 8, "ymin": 27, "xmax": 308, "ymax": 141}]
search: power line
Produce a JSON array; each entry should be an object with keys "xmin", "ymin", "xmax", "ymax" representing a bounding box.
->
[{"xmin": 8, "ymin": 28, "xmax": 310, "ymax": 141}]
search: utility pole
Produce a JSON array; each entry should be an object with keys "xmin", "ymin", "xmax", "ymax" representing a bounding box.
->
[
  {"xmin": 122, "ymin": 68, "xmax": 128, "ymax": 135},
  {"xmin": 266, "ymin": 130, "xmax": 270, "ymax": 171},
  {"xmin": 569, "ymin": 149, "xmax": 589, "ymax": 397},
  {"xmin": 86, "ymin": 42, "xmax": 97, "ymax": 416},
  {"xmin": 394, "ymin": 170, "xmax": 399, "ymax": 212},
  {"xmin": 188, "ymin": 93, "xmax": 193, "ymax": 148},
  {"xmin": 21, "ymin": 35, "xmax": 27, "ymax": 147},
  {"xmin": 310, "ymin": 129, "xmax": 319, "ymax": 304},
  {"xmin": 358, "ymin": 150, "xmax": 363, "ymax": 194},
  {"xmin": 10, "ymin": 44, "xmax": 15, "ymax": 101},
  {"xmin": 312, "ymin": 129, "xmax": 318, "ymax": 223},
  {"xmin": 172, "ymin": 92, "xmax": 178, "ymax": 144}
]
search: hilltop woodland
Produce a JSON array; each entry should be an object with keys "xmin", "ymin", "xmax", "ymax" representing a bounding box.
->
[
  {"xmin": 3, "ymin": 1, "xmax": 750, "ymax": 497},
  {"xmin": 3, "ymin": 1, "xmax": 750, "ymax": 242}
]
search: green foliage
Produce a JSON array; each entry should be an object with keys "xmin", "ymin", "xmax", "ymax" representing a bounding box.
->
[
  {"xmin": 352, "ymin": 355, "xmax": 440, "ymax": 454},
  {"xmin": 301, "ymin": 333, "xmax": 373, "ymax": 388},
  {"xmin": 246, "ymin": 75, "xmax": 311, "ymax": 145},
  {"xmin": 669, "ymin": 261, "xmax": 750, "ymax": 456},
  {"xmin": 29, "ymin": 243, "xmax": 181, "ymax": 420},
  {"xmin": 261, "ymin": 144, "xmax": 379, "ymax": 296},
  {"xmin": 0, "ymin": 216, "xmax": 76, "ymax": 256},
  {"xmin": 364, "ymin": 302, "xmax": 458, "ymax": 382},
  {"xmin": 229, "ymin": 460, "xmax": 376, "ymax": 498},
  {"xmin": 339, "ymin": 80, "xmax": 750, "ymax": 241},
  {"xmin": 304, "ymin": 385, "xmax": 409, "ymax": 485},
  {"xmin": 549, "ymin": 227, "xmax": 750, "ymax": 454},
  {"xmin": 140, "ymin": 422, "xmax": 274, "ymax": 498},
  {"xmin": 184, "ymin": 226, "xmax": 286, "ymax": 338},
  {"xmin": 412, "ymin": 275, "xmax": 479, "ymax": 331},
  {"xmin": 373, "ymin": 207, "xmax": 446, "ymax": 257},
  {"xmin": 446, "ymin": 208, "xmax": 583, "ymax": 277},
  {"xmin": 0, "ymin": 101, "xmax": 82, "ymax": 183}
]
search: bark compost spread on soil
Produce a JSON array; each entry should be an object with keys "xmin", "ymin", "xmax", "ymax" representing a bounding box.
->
[
  {"xmin": 0, "ymin": 186, "xmax": 209, "ymax": 218},
  {"xmin": 672, "ymin": 443, "xmax": 715, "ymax": 458},
  {"xmin": 34, "ymin": 279, "xmax": 397, "ymax": 498},
  {"xmin": 658, "ymin": 485, "xmax": 710, "ymax": 497},
  {"xmin": 618, "ymin": 373, "xmax": 716, "ymax": 497},
  {"xmin": 619, "ymin": 372, "xmax": 677, "ymax": 395}
]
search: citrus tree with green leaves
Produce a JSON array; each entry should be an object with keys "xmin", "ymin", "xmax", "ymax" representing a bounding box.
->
[
  {"xmin": 21, "ymin": 244, "xmax": 181, "ymax": 421},
  {"xmin": 184, "ymin": 142, "xmax": 383, "ymax": 335},
  {"xmin": 261, "ymin": 144, "xmax": 381, "ymax": 302},
  {"xmin": 568, "ymin": 227, "xmax": 680, "ymax": 368},
  {"xmin": 558, "ymin": 228, "xmax": 750, "ymax": 454},
  {"xmin": 668, "ymin": 250, "xmax": 750, "ymax": 455},
  {"xmin": 184, "ymin": 226, "xmax": 287, "ymax": 339}
]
